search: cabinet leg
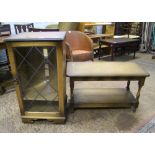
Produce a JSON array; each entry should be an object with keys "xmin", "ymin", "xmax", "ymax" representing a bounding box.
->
[
  {"xmin": 22, "ymin": 118, "xmax": 34, "ymax": 123},
  {"xmin": 53, "ymin": 119, "xmax": 66, "ymax": 124}
]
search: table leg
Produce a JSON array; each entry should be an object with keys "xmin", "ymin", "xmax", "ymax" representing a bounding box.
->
[
  {"xmin": 136, "ymin": 79, "xmax": 145, "ymax": 108},
  {"xmin": 133, "ymin": 46, "xmax": 136, "ymax": 58},
  {"xmin": 121, "ymin": 47, "xmax": 125, "ymax": 56},
  {"xmin": 126, "ymin": 80, "xmax": 130, "ymax": 91},
  {"xmin": 130, "ymin": 79, "xmax": 145, "ymax": 112},
  {"xmin": 0, "ymin": 86, "xmax": 6, "ymax": 95},
  {"xmin": 133, "ymin": 51, "xmax": 135, "ymax": 58},
  {"xmin": 126, "ymin": 80, "xmax": 134, "ymax": 112},
  {"xmin": 133, "ymin": 44, "xmax": 138, "ymax": 58},
  {"xmin": 98, "ymin": 40, "xmax": 102, "ymax": 60},
  {"xmin": 110, "ymin": 45, "xmax": 114, "ymax": 61},
  {"xmin": 70, "ymin": 78, "xmax": 74, "ymax": 112}
]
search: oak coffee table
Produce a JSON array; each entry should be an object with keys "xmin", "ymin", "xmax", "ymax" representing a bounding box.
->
[{"xmin": 67, "ymin": 62, "xmax": 149, "ymax": 112}]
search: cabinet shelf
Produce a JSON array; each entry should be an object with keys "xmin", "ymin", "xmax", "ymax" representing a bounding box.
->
[{"xmin": 24, "ymin": 100, "xmax": 59, "ymax": 112}]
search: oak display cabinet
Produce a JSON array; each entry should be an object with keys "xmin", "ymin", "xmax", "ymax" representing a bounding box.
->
[{"xmin": 5, "ymin": 32, "xmax": 66, "ymax": 123}]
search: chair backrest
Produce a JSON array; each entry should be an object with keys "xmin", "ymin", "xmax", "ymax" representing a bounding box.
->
[
  {"xmin": 0, "ymin": 24, "xmax": 11, "ymax": 36},
  {"xmin": 65, "ymin": 31, "xmax": 93, "ymax": 51},
  {"xmin": 79, "ymin": 22, "xmax": 95, "ymax": 33},
  {"xmin": 29, "ymin": 27, "xmax": 59, "ymax": 32},
  {"xmin": 14, "ymin": 23, "xmax": 34, "ymax": 34}
]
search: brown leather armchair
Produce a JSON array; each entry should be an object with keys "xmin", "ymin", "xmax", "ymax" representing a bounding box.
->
[{"xmin": 64, "ymin": 31, "xmax": 94, "ymax": 61}]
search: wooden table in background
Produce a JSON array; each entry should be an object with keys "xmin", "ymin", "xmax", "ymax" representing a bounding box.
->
[
  {"xmin": 88, "ymin": 34, "xmax": 113, "ymax": 59},
  {"xmin": 87, "ymin": 34, "xmax": 113, "ymax": 40},
  {"xmin": 100, "ymin": 38, "xmax": 140, "ymax": 61}
]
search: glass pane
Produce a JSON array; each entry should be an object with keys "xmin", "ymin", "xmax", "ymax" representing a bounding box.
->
[{"xmin": 13, "ymin": 46, "xmax": 59, "ymax": 112}]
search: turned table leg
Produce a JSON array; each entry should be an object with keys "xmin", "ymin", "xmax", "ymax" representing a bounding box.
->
[
  {"xmin": 131, "ymin": 79, "xmax": 145, "ymax": 112},
  {"xmin": 70, "ymin": 78, "xmax": 75, "ymax": 112},
  {"xmin": 126, "ymin": 80, "xmax": 135, "ymax": 112},
  {"xmin": 136, "ymin": 79, "xmax": 145, "ymax": 107}
]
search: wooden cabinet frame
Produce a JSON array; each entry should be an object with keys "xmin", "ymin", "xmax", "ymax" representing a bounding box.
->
[{"xmin": 6, "ymin": 38, "xmax": 66, "ymax": 123}]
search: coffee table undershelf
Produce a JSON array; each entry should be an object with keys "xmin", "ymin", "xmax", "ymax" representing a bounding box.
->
[{"xmin": 72, "ymin": 88, "xmax": 136, "ymax": 109}]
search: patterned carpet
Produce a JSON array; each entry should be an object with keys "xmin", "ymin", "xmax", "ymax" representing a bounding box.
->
[
  {"xmin": 0, "ymin": 52, "xmax": 155, "ymax": 132},
  {"xmin": 138, "ymin": 116, "xmax": 155, "ymax": 132}
]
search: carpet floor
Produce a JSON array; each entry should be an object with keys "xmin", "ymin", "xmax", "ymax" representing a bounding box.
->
[{"xmin": 0, "ymin": 52, "xmax": 155, "ymax": 133}]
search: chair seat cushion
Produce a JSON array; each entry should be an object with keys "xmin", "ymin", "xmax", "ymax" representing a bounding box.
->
[{"xmin": 72, "ymin": 50, "xmax": 93, "ymax": 61}]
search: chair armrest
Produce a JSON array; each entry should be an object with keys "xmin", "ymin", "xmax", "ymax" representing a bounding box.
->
[
  {"xmin": 86, "ymin": 36, "xmax": 94, "ymax": 51},
  {"xmin": 90, "ymin": 39, "xmax": 94, "ymax": 51},
  {"xmin": 65, "ymin": 42, "xmax": 73, "ymax": 61}
]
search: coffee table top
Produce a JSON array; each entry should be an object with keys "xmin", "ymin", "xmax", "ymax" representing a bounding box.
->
[{"xmin": 67, "ymin": 62, "xmax": 150, "ymax": 78}]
